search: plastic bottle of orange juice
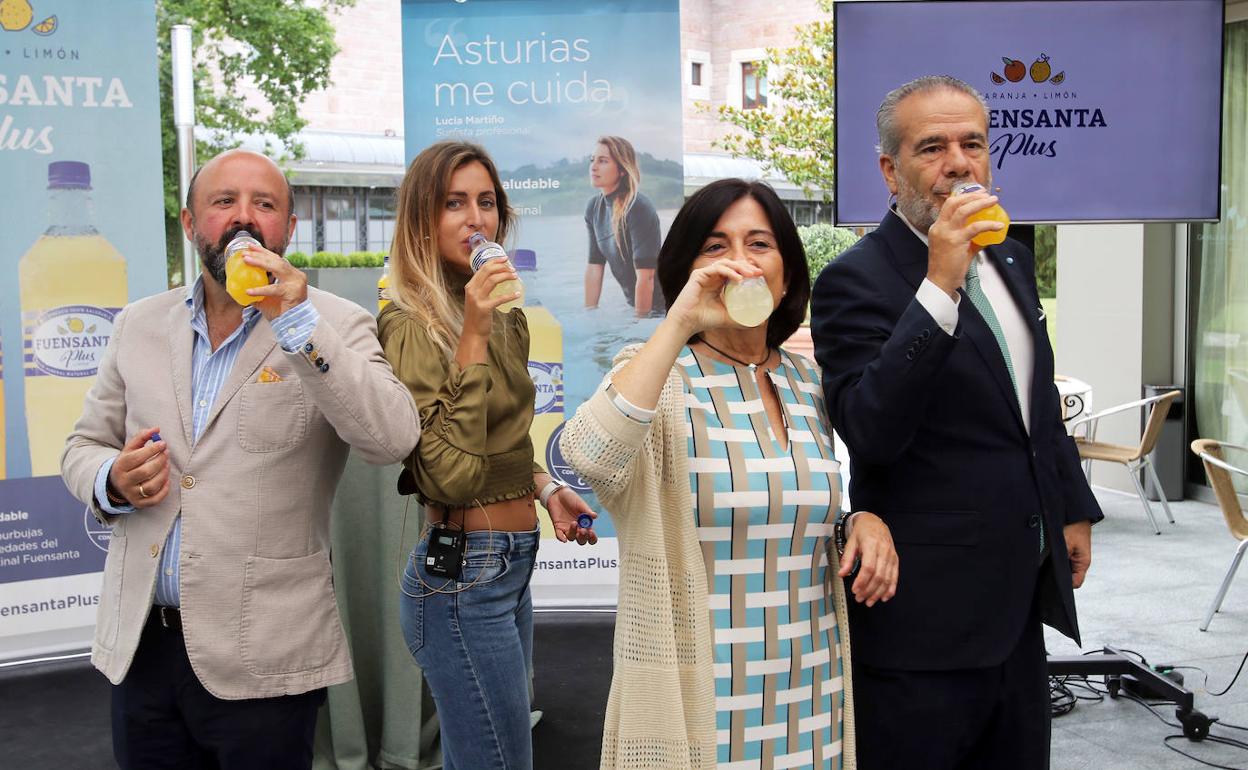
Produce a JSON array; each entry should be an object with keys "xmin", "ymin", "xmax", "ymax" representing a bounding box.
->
[
  {"xmin": 952, "ymin": 181, "xmax": 1010, "ymax": 248},
  {"xmin": 224, "ymin": 231, "xmax": 268, "ymax": 306}
]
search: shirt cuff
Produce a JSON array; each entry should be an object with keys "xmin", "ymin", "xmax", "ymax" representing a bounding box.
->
[
  {"xmin": 95, "ymin": 457, "xmax": 136, "ymax": 515},
  {"xmin": 273, "ymin": 300, "xmax": 320, "ymax": 352},
  {"xmin": 916, "ymin": 278, "xmax": 960, "ymax": 336},
  {"xmin": 603, "ymin": 379, "xmax": 655, "ymax": 424}
]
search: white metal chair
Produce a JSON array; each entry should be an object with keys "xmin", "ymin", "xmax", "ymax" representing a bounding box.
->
[
  {"xmin": 1069, "ymin": 390, "xmax": 1180, "ymax": 534},
  {"xmin": 1190, "ymin": 439, "xmax": 1248, "ymax": 631}
]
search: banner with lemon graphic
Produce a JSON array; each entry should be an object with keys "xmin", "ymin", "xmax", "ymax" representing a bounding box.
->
[{"xmin": 0, "ymin": 0, "xmax": 166, "ymax": 662}]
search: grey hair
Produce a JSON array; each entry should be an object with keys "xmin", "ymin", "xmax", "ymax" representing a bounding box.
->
[{"xmin": 875, "ymin": 75, "xmax": 990, "ymax": 158}]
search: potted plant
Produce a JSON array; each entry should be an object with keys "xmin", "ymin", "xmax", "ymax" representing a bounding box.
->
[{"xmin": 290, "ymin": 251, "xmax": 386, "ymax": 311}]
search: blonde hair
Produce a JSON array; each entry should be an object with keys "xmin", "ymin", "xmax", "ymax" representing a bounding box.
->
[
  {"xmin": 388, "ymin": 141, "xmax": 515, "ymax": 359},
  {"xmin": 597, "ymin": 136, "xmax": 641, "ymax": 251}
]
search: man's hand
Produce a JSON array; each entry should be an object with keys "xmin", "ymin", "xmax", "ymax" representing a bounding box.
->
[
  {"xmin": 108, "ymin": 427, "xmax": 170, "ymax": 509},
  {"xmin": 241, "ymin": 245, "xmax": 308, "ymax": 320},
  {"xmin": 925, "ymin": 188, "xmax": 1005, "ymax": 298},
  {"xmin": 1064, "ymin": 520, "xmax": 1092, "ymax": 588}
]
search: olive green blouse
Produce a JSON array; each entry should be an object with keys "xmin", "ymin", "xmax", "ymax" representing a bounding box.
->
[{"xmin": 377, "ymin": 294, "xmax": 540, "ymax": 508}]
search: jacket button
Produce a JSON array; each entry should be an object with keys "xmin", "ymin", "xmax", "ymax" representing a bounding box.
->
[
  {"xmin": 181, "ymin": 475, "xmax": 196, "ymax": 489},
  {"xmin": 1028, "ymin": 514, "xmax": 1041, "ymax": 528}
]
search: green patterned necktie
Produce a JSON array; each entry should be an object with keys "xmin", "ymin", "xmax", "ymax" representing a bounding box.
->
[
  {"xmin": 965, "ymin": 258, "xmax": 1018, "ymax": 398},
  {"xmin": 965, "ymin": 259, "xmax": 1044, "ymax": 555}
]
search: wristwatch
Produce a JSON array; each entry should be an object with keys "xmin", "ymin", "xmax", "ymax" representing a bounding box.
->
[{"xmin": 539, "ymin": 478, "xmax": 568, "ymax": 509}]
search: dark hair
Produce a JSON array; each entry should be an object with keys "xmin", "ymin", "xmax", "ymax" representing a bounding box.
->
[{"xmin": 657, "ymin": 179, "xmax": 810, "ymax": 350}]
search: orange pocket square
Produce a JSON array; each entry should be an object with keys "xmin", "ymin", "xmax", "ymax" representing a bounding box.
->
[{"xmin": 257, "ymin": 366, "xmax": 284, "ymax": 383}]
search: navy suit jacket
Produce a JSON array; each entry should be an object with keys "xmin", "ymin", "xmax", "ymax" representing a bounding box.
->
[{"xmin": 811, "ymin": 210, "xmax": 1103, "ymax": 671}]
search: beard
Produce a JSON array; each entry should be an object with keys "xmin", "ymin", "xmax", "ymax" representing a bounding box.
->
[
  {"xmin": 895, "ymin": 171, "xmax": 991, "ymax": 234},
  {"xmin": 194, "ymin": 225, "xmax": 286, "ymax": 284}
]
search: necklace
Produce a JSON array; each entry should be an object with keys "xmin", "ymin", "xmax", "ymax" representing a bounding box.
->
[{"xmin": 698, "ymin": 337, "xmax": 771, "ymax": 370}]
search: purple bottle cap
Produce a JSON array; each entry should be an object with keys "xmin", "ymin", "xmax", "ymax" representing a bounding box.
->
[
  {"xmin": 48, "ymin": 161, "xmax": 91, "ymax": 190},
  {"xmin": 577, "ymin": 513, "xmax": 594, "ymax": 530}
]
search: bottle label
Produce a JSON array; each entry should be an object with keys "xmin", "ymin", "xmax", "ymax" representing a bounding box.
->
[
  {"xmin": 528, "ymin": 361, "xmax": 564, "ymax": 415},
  {"xmin": 23, "ymin": 305, "xmax": 119, "ymax": 378},
  {"xmin": 470, "ymin": 241, "xmax": 509, "ymax": 272}
]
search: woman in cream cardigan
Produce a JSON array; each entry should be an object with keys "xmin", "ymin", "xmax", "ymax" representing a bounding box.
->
[{"xmin": 561, "ymin": 179, "xmax": 899, "ymax": 770}]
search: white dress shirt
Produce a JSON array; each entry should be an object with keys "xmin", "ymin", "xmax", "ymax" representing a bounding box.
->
[{"xmin": 897, "ymin": 210, "xmax": 1036, "ymax": 432}]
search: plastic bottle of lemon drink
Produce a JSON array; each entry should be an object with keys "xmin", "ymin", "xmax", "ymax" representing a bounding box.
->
[
  {"xmin": 378, "ymin": 254, "xmax": 392, "ymax": 311},
  {"xmin": 469, "ymin": 233, "xmax": 524, "ymax": 312},
  {"xmin": 723, "ymin": 275, "xmax": 774, "ymax": 328},
  {"xmin": 224, "ymin": 231, "xmax": 267, "ymax": 306},
  {"xmin": 20, "ymin": 161, "xmax": 127, "ymax": 477},
  {"xmin": 526, "ymin": 304, "xmax": 563, "ymax": 539},
  {"xmin": 952, "ymin": 181, "xmax": 1010, "ymax": 248}
]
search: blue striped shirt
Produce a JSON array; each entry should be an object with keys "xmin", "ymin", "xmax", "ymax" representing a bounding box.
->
[{"xmin": 93, "ymin": 277, "xmax": 319, "ymax": 606}]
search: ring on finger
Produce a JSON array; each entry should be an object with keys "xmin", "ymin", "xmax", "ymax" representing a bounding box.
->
[{"xmin": 138, "ymin": 482, "xmax": 149, "ymax": 498}]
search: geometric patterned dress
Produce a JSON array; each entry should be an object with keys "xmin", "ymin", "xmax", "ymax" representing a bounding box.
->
[{"xmin": 676, "ymin": 346, "xmax": 847, "ymax": 770}]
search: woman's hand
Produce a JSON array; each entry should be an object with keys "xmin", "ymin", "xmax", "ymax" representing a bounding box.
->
[
  {"xmin": 838, "ymin": 512, "xmax": 898, "ymax": 607},
  {"xmin": 462, "ymin": 259, "xmax": 520, "ymax": 339},
  {"xmin": 667, "ymin": 259, "xmax": 763, "ymax": 336},
  {"xmin": 545, "ymin": 488, "xmax": 598, "ymax": 546}
]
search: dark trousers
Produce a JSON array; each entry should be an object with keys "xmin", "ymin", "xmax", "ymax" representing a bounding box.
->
[
  {"xmin": 853, "ymin": 607, "xmax": 1050, "ymax": 770},
  {"xmin": 111, "ymin": 610, "xmax": 325, "ymax": 770}
]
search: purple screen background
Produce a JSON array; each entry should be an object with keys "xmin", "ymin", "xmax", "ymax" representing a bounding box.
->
[{"xmin": 834, "ymin": 0, "xmax": 1223, "ymax": 225}]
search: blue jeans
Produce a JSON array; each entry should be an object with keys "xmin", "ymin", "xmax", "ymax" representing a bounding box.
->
[{"xmin": 400, "ymin": 527, "xmax": 539, "ymax": 770}]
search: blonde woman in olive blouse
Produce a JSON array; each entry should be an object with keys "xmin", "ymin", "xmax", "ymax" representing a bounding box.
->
[{"xmin": 377, "ymin": 140, "xmax": 597, "ymax": 770}]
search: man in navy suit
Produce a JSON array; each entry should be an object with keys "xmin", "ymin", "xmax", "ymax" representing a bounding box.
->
[{"xmin": 811, "ymin": 76, "xmax": 1103, "ymax": 769}]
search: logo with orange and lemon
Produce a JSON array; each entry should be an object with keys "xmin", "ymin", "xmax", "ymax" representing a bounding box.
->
[
  {"xmin": 28, "ymin": 305, "xmax": 115, "ymax": 378},
  {"xmin": 1, "ymin": 0, "xmax": 57, "ymax": 35},
  {"xmin": 991, "ymin": 53, "xmax": 1065, "ymax": 86}
]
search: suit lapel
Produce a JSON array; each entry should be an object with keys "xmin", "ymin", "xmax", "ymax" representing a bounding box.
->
[
  {"xmin": 200, "ymin": 316, "xmax": 278, "ymax": 437},
  {"xmin": 167, "ymin": 301, "xmax": 195, "ymax": 448},
  {"xmin": 878, "ymin": 210, "xmax": 930, "ymax": 290},
  {"xmin": 956, "ymin": 282, "xmax": 1027, "ymax": 435}
]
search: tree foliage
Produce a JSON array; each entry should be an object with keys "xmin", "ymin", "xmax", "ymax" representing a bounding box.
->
[
  {"xmin": 716, "ymin": 0, "xmax": 835, "ymax": 201},
  {"xmin": 799, "ymin": 224, "xmax": 859, "ymax": 280},
  {"xmin": 156, "ymin": 0, "xmax": 354, "ymax": 282}
]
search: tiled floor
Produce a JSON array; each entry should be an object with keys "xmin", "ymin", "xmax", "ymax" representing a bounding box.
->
[{"xmin": 1048, "ymin": 487, "xmax": 1248, "ymax": 769}]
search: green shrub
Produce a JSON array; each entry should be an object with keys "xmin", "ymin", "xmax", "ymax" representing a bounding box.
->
[
  {"xmin": 348, "ymin": 251, "xmax": 384, "ymax": 268},
  {"xmin": 799, "ymin": 224, "xmax": 861, "ymax": 280},
  {"xmin": 311, "ymin": 251, "xmax": 342, "ymax": 268},
  {"xmin": 286, "ymin": 251, "xmax": 309, "ymax": 268}
]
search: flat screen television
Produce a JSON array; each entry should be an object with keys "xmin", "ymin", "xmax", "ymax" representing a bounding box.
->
[{"xmin": 833, "ymin": 0, "xmax": 1224, "ymax": 225}]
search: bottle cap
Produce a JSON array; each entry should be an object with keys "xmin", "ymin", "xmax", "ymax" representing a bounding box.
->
[
  {"xmin": 577, "ymin": 513, "xmax": 594, "ymax": 530},
  {"xmin": 227, "ymin": 231, "xmax": 259, "ymax": 252},
  {"xmin": 150, "ymin": 432, "xmax": 162, "ymax": 443},
  {"xmin": 511, "ymin": 248, "xmax": 537, "ymax": 271},
  {"xmin": 950, "ymin": 181, "xmax": 986, "ymax": 196},
  {"xmin": 48, "ymin": 161, "xmax": 91, "ymax": 190}
]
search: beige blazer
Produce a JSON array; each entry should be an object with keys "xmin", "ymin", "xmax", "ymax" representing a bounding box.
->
[{"xmin": 61, "ymin": 287, "xmax": 419, "ymax": 700}]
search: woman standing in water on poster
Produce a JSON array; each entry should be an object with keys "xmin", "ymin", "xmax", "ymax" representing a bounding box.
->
[{"xmin": 584, "ymin": 136, "xmax": 665, "ymax": 317}]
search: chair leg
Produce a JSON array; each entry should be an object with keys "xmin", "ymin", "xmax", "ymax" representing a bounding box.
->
[
  {"xmin": 1143, "ymin": 458, "xmax": 1176, "ymax": 524},
  {"xmin": 1127, "ymin": 461, "xmax": 1161, "ymax": 535},
  {"xmin": 1201, "ymin": 539, "xmax": 1248, "ymax": 631}
]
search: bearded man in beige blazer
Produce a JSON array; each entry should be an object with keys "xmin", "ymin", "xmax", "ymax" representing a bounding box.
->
[{"xmin": 61, "ymin": 149, "xmax": 420, "ymax": 770}]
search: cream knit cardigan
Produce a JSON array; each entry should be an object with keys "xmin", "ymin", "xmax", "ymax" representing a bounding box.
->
[{"xmin": 560, "ymin": 345, "xmax": 856, "ymax": 770}]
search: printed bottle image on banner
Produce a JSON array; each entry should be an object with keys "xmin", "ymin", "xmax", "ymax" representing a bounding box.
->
[{"xmin": 20, "ymin": 161, "xmax": 127, "ymax": 477}]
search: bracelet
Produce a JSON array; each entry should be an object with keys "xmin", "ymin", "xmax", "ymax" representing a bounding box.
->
[
  {"xmin": 104, "ymin": 477, "xmax": 128, "ymax": 507},
  {"xmin": 833, "ymin": 509, "xmax": 854, "ymax": 557},
  {"xmin": 539, "ymin": 479, "xmax": 568, "ymax": 508}
]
